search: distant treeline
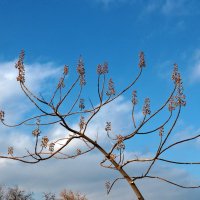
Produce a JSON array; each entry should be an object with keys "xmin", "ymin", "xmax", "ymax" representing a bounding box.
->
[{"xmin": 0, "ymin": 185, "xmax": 87, "ymax": 200}]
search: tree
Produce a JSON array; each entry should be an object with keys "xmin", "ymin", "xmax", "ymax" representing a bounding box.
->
[
  {"xmin": 0, "ymin": 186, "xmax": 33, "ymax": 200},
  {"xmin": 59, "ymin": 189, "xmax": 87, "ymax": 200},
  {"xmin": 0, "ymin": 50, "xmax": 199, "ymax": 199}
]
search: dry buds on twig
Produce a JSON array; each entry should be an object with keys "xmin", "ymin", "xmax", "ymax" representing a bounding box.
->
[
  {"xmin": 132, "ymin": 90, "xmax": 138, "ymax": 105},
  {"xmin": 76, "ymin": 148, "xmax": 82, "ymax": 155},
  {"xmin": 41, "ymin": 136, "xmax": 49, "ymax": 148},
  {"xmin": 63, "ymin": 65, "xmax": 69, "ymax": 75},
  {"xmin": 0, "ymin": 111, "xmax": 5, "ymax": 121},
  {"xmin": 105, "ymin": 181, "xmax": 111, "ymax": 194},
  {"xmin": 106, "ymin": 78, "xmax": 115, "ymax": 96},
  {"xmin": 79, "ymin": 116, "xmax": 85, "ymax": 131},
  {"xmin": 116, "ymin": 135, "xmax": 125, "ymax": 150},
  {"xmin": 77, "ymin": 56, "xmax": 86, "ymax": 86},
  {"xmin": 8, "ymin": 147, "xmax": 14, "ymax": 155},
  {"xmin": 97, "ymin": 62, "xmax": 108, "ymax": 75},
  {"xmin": 172, "ymin": 64, "xmax": 181, "ymax": 85},
  {"xmin": 168, "ymin": 96, "xmax": 176, "ymax": 111},
  {"xmin": 32, "ymin": 128, "xmax": 41, "ymax": 137},
  {"xmin": 105, "ymin": 122, "xmax": 111, "ymax": 133},
  {"xmin": 15, "ymin": 50, "xmax": 25, "ymax": 83},
  {"xmin": 49, "ymin": 143, "xmax": 55, "ymax": 152},
  {"xmin": 159, "ymin": 126, "xmax": 164, "ymax": 137},
  {"xmin": 79, "ymin": 99, "xmax": 85, "ymax": 110},
  {"xmin": 172, "ymin": 64, "xmax": 186, "ymax": 107},
  {"xmin": 138, "ymin": 51, "xmax": 145, "ymax": 68},
  {"xmin": 143, "ymin": 98, "xmax": 151, "ymax": 115}
]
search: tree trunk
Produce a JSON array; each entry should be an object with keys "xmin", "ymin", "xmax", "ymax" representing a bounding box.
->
[{"xmin": 118, "ymin": 167, "xmax": 144, "ymax": 200}]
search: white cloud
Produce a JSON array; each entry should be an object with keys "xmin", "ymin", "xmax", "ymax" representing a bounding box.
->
[
  {"xmin": 161, "ymin": 0, "xmax": 186, "ymax": 15},
  {"xmin": 0, "ymin": 59, "xmax": 200, "ymax": 199},
  {"xmin": 0, "ymin": 60, "xmax": 61, "ymax": 104},
  {"xmin": 93, "ymin": 0, "xmax": 135, "ymax": 8},
  {"xmin": 190, "ymin": 49, "xmax": 200, "ymax": 83},
  {"xmin": 0, "ymin": 60, "xmax": 62, "ymax": 124},
  {"xmin": 142, "ymin": 0, "xmax": 194, "ymax": 17},
  {"xmin": 0, "ymin": 152, "xmax": 200, "ymax": 200}
]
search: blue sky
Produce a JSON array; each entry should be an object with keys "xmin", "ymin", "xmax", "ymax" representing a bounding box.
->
[{"xmin": 0, "ymin": 0, "xmax": 200, "ymax": 199}]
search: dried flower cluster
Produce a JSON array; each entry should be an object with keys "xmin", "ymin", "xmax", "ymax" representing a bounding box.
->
[
  {"xmin": 63, "ymin": 65, "xmax": 69, "ymax": 75},
  {"xmin": 41, "ymin": 136, "xmax": 49, "ymax": 148},
  {"xmin": 8, "ymin": 146, "xmax": 14, "ymax": 155},
  {"xmin": 105, "ymin": 122, "xmax": 111, "ymax": 133},
  {"xmin": 77, "ymin": 57, "xmax": 86, "ymax": 85},
  {"xmin": 168, "ymin": 96, "xmax": 176, "ymax": 111},
  {"xmin": 32, "ymin": 128, "xmax": 41, "ymax": 137},
  {"xmin": 138, "ymin": 51, "xmax": 145, "ymax": 68},
  {"xmin": 106, "ymin": 78, "xmax": 115, "ymax": 96},
  {"xmin": 76, "ymin": 148, "xmax": 82, "ymax": 155},
  {"xmin": 132, "ymin": 90, "xmax": 138, "ymax": 105},
  {"xmin": 57, "ymin": 77, "xmax": 65, "ymax": 88},
  {"xmin": 79, "ymin": 99, "xmax": 85, "ymax": 110},
  {"xmin": 159, "ymin": 126, "xmax": 164, "ymax": 137},
  {"xmin": 171, "ymin": 64, "xmax": 181, "ymax": 85},
  {"xmin": 116, "ymin": 135, "xmax": 125, "ymax": 150},
  {"xmin": 79, "ymin": 116, "xmax": 85, "ymax": 131},
  {"xmin": 105, "ymin": 181, "xmax": 111, "ymax": 193},
  {"xmin": 49, "ymin": 143, "xmax": 55, "ymax": 152},
  {"xmin": 172, "ymin": 64, "xmax": 186, "ymax": 107},
  {"xmin": 97, "ymin": 62, "xmax": 108, "ymax": 75},
  {"xmin": 60, "ymin": 189, "xmax": 87, "ymax": 200},
  {"xmin": 0, "ymin": 110, "xmax": 4, "ymax": 121},
  {"xmin": 15, "ymin": 50, "xmax": 25, "ymax": 83},
  {"xmin": 143, "ymin": 98, "xmax": 151, "ymax": 115}
]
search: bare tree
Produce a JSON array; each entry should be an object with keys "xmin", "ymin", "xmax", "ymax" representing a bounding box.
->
[
  {"xmin": 60, "ymin": 189, "xmax": 87, "ymax": 200},
  {"xmin": 0, "ymin": 50, "xmax": 199, "ymax": 199},
  {"xmin": 43, "ymin": 192, "xmax": 56, "ymax": 200},
  {"xmin": 1, "ymin": 186, "xmax": 33, "ymax": 200}
]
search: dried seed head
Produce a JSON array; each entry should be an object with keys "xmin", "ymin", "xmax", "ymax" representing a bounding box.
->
[
  {"xmin": 143, "ymin": 98, "xmax": 151, "ymax": 115},
  {"xmin": 172, "ymin": 64, "xmax": 181, "ymax": 85},
  {"xmin": 49, "ymin": 143, "xmax": 55, "ymax": 152},
  {"xmin": 79, "ymin": 98, "xmax": 85, "ymax": 110},
  {"xmin": 97, "ymin": 62, "xmax": 108, "ymax": 75},
  {"xmin": 41, "ymin": 136, "xmax": 49, "ymax": 148},
  {"xmin": 8, "ymin": 147, "xmax": 14, "ymax": 155},
  {"xmin": 116, "ymin": 135, "xmax": 125, "ymax": 150},
  {"xmin": 132, "ymin": 90, "xmax": 138, "ymax": 105},
  {"xmin": 0, "ymin": 110, "xmax": 5, "ymax": 121},
  {"xmin": 168, "ymin": 96, "xmax": 176, "ymax": 111},
  {"xmin": 97, "ymin": 64, "xmax": 102, "ymax": 75},
  {"xmin": 77, "ymin": 56, "xmax": 86, "ymax": 86},
  {"xmin": 105, "ymin": 181, "xmax": 111, "ymax": 194},
  {"xmin": 102, "ymin": 62, "xmax": 108, "ymax": 74},
  {"xmin": 76, "ymin": 148, "xmax": 82, "ymax": 155},
  {"xmin": 105, "ymin": 122, "xmax": 111, "ymax": 132},
  {"xmin": 63, "ymin": 65, "xmax": 69, "ymax": 75},
  {"xmin": 159, "ymin": 127, "xmax": 164, "ymax": 137},
  {"xmin": 138, "ymin": 51, "xmax": 145, "ymax": 68},
  {"xmin": 57, "ymin": 77, "xmax": 65, "ymax": 88},
  {"xmin": 32, "ymin": 128, "xmax": 41, "ymax": 137},
  {"xmin": 106, "ymin": 78, "xmax": 115, "ymax": 96},
  {"xmin": 15, "ymin": 50, "xmax": 25, "ymax": 83},
  {"xmin": 175, "ymin": 81, "xmax": 186, "ymax": 107},
  {"xmin": 171, "ymin": 64, "xmax": 186, "ymax": 107},
  {"xmin": 79, "ymin": 116, "xmax": 85, "ymax": 131}
]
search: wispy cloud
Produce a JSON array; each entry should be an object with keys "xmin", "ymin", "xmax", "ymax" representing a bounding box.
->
[
  {"xmin": 189, "ymin": 49, "xmax": 200, "ymax": 83},
  {"xmin": 93, "ymin": 0, "xmax": 135, "ymax": 9},
  {"xmin": 143, "ymin": 0, "xmax": 197, "ymax": 16},
  {"xmin": 1, "ymin": 59, "xmax": 200, "ymax": 199}
]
